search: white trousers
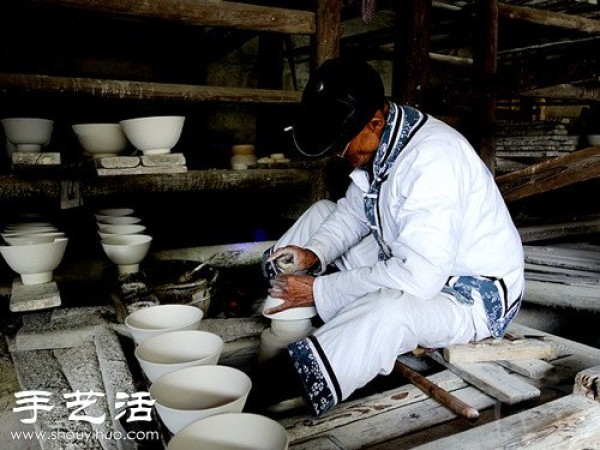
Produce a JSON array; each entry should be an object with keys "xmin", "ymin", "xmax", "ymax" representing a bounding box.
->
[{"xmin": 276, "ymin": 200, "xmax": 492, "ymax": 401}]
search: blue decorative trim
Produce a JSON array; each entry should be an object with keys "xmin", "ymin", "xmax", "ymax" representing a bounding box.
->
[
  {"xmin": 364, "ymin": 103, "xmax": 428, "ymax": 261},
  {"xmin": 443, "ymin": 276, "xmax": 522, "ymax": 338},
  {"xmin": 287, "ymin": 338, "xmax": 336, "ymax": 416}
]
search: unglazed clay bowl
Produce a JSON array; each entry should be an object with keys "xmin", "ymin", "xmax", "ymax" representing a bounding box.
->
[
  {"xmin": 95, "ymin": 208, "xmax": 135, "ymax": 218},
  {"xmin": 135, "ymin": 330, "xmax": 224, "ymax": 383},
  {"xmin": 125, "ymin": 304, "xmax": 203, "ymax": 345},
  {"xmin": 72, "ymin": 123, "xmax": 127, "ymax": 159},
  {"xmin": 262, "ymin": 295, "xmax": 317, "ymax": 321},
  {"xmin": 167, "ymin": 413, "xmax": 289, "ymax": 450},
  {"xmin": 120, "ymin": 115, "xmax": 185, "ymax": 155},
  {"xmin": 3, "ymin": 232, "xmax": 65, "ymax": 246},
  {"xmin": 101, "ymin": 234, "xmax": 152, "ymax": 275},
  {"xmin": 587, "ymin": 134, "xmax": 600, "ymax": 146},
  {"xmin": 0, "ymin": 238, "xmax": 68, "ymax": 285},
  {"xmin": 96, "ymin": 224, "xmax": 146, "ymax": 236},
  {"xmin": 1, "ymin": 118, "xmax": 54, "ymax": 152},
  {"xmin": 96, "ymin": 215, "xmax": 142, "ymax": 225},
  {"xmin": 150, "ymin": 365, "xmax": 252, "ymax": 434}
]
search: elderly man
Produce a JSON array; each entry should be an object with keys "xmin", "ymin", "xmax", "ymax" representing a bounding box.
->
[{"xmin": 261, "ymin": 57, "xmax": 524, "ymax": 417}]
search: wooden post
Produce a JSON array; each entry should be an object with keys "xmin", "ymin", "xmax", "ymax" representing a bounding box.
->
[
  {"xmin": 392, "ymin": 0, "xmax": 431, "ymax": 109},
  {"xmin": 315, "ymin": 0, "xmax": 341, "ymax": 68},
  {"xmin": 473, "ymin": 0, "xmax": 498, "ymax": 174}
]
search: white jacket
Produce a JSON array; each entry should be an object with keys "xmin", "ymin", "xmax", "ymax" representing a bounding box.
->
[{"xmin": 305, "ymin": 109, "xmax": 525, "ymax": 323}]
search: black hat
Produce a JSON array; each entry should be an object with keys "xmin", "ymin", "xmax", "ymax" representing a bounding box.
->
[{"xmin": 292, "ymin": 57, "xmax": 385, "ymax": 157}]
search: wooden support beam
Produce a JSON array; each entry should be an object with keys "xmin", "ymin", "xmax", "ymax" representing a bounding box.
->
[
  {"xmin": 495, "ymin": 145, "xmax": 600, "ymax": 203},
  {"xmin": 498, "ymin": 2, "xmax": 600, "ymax": 34},
  {"xmin": 0, "ymin": 73, "xmax": 302, "ymax": 104},
  {"xmin": 315, "ymin": 0, "xmax": 341, "ymax": 67},
  {"xmin": 29, "ymin": 0, "xmax": 316, "ymax": 34},
  {"xmin": 473, "ymin": 0, "xmax": 498, "ymax": 173},
  {"xmin": 392, "ymin": 0, "xmax": 431, "ymax": 109}
]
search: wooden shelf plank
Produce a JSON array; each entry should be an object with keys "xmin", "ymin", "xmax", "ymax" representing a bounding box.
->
[
  {"xmin": 0, "ymin": 73, "xmax": 303, "ymax": 104},
  {"xmin": 30, "ymin": 0, "xmax": 316, "ymax": 34}
]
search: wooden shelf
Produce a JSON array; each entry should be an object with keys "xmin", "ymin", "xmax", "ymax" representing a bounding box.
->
[
  {"xmin": 0, "ymin": 166, "xmax": 321, "ymax": 202},
  {"xmin": 0, "ymin": 73, "xmax": 303, "ymax": 104}
]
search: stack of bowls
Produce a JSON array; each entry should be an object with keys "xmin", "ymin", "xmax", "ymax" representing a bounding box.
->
[
  {"xmin": 95, "ymin": 208, "xmax": 152, "ymax": 275},
  {"xmin": 0, "ymin": 220, "xmax": 67, "ymax": 285}
]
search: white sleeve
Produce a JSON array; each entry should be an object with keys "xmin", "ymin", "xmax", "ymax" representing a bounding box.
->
[
  {"xmin": 313, "ymin": 145, "xmax": 466, "ymax": 322},
  {"xmin": 304, "ymin": 180, "xmax": 371, "ymax": 271}
]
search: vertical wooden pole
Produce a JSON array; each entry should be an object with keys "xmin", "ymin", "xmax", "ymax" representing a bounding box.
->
[
  {"xmin": 315, "ymin": 0, "xmax": 341, "ymax": 69},
  {"xmin": 392, "ymin": 0, "xmax": 432, "ymax": 109},
  {"xmin": 474, "ymin": 0, "xmax": 499, "ymax": 174},
  {"xmin": 256, "ymin": 33, "xmax": 284, "ymax": 155}
]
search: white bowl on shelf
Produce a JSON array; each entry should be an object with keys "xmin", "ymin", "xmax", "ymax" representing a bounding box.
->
[
  {"xmin": 101, "ymin": 234, "xmax": 152, "ymax": 275},
  {"xmin": 134, "ymin": 330, "xmax": 224, "ymax": 383},
  {"xmin": 96, "ymin": 215, "xmax": 142, "ymax": 225},
  {"xmin": 262, "ymin": 295, "xmax": 317, "ymax": 321},
  {"xmin": 125, "ymin": 304, "xmax": 203, "ymax": 345},
  {"xmin": 95, "ymin": 208, "xmax": 135, "ymax": 217},
  {"xmin": 587, "ymin": 134, "xmax": 600, "ymax": 146},
  {"xmin": 0, "ymin": 238, "xmax": 68, "ymax": 285},
  {"xmin": 149, "ymin": 365, "xmax": 252, "ymax": 434},
  {"xmin": 72, "ymin": 123, "xmax": 127, "ymax": 159},
  {"xmin": 1, "ymin": 118, "xmax": 54, "ymax": 153},
  {"xmin": 119, "ymin": 115, "xmax": 185, "ymax": 155},
  {"xmin": 167, "ymin": 413, "xmax": 289, "ymax": 450}
]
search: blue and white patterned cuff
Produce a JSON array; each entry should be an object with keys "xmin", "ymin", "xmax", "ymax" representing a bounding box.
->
[{"xmin": 287, "ymin": 336, "xmax": 340, "ymax": 416}]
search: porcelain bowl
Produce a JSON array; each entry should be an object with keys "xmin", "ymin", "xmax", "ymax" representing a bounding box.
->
[
  {"xmin": 1, "ymin": 118, "xmax": 54, "ymax": 152},
  {"xmin": 0, "ymin": 238, "xmax": 68, "ymax": 285},
  {"xmin": 101, "ymin": 234, "xmax": 152, "ymax": 275},
  {"xmin": 587, "ymin": 134, "xmax": 600, "ymax": 146},
  {"xmin": 135, "ymin": 330, "xmax": 224, "ymax": 383},
  {"xmin": 125, "ymin": 304, "xmax": 203, "ymax": 345},
  {"xmin": 262, "ymin": 295, "xmax": 317, "ymax": 321},
  {"xmin": 95, "ymin": 208, "xmax": 135, "ymax": 218},
  {"xmin": 149, "ymin": 365, "xmax": 252, "ymax": 434},
  {"xmin": 72, "ymin": 123, "xmax": 127, "ymax": 159},
  {"xmin": 96, "ymin": 215, "xmax": 142, "ymax": 225},
  {"xmin": 120, "ymin": 115, "xmax": 185, "ymax": 155},
  {"xmin": 3, "ymin": 232, "xmax": 65, "ymax": 246},
  {"xmin": 96, "ymin": 224, "xmax": 146, "ymax": 236},
  {"xmin": 167, "ymin": 413, "xmax": 289, "ymax": 450}
]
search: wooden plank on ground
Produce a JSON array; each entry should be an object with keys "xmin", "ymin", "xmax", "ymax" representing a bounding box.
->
[
  {"xmin": 429, "ymin": 352, "xmax": 540, "ymax": 405},
  {"xmin": 497, "ymin": 359, "xmax": 555, "ymax": 379},
  {"xmin": 442, "ymin": 337, "xmax": 557, "ymax": 363},
  {"xmin": 495, "ymin": 145, "xmax": 600, "ymax": 202},
  {"xmin": 289, "ymin": 386, "xmax": 496, "ymax": 450},
  {"xmin": 411, "ymin": 394, "xmax": 600, "ymax": 450}
]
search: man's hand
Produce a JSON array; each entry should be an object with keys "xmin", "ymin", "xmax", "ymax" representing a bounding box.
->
[
  {"xmin": 266, "ymin": 274, "xmax": 315, "ymax": 315},
  {"xmin": 267, "ymin": 245, "xmax": 319, "ymax": 274}
]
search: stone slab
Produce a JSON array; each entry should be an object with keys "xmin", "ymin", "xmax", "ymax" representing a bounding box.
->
[
  {"xmin": 12, "ymin": 152, "xmax": 61, "ymax": 166},
  {"xmin": 140, "ymin": 153, "xmax": 186, "ymax": 167},
  {"xmin": 96, "ymin": 166, "xmax": 187, "ymax": 176},
  {"xmin": 10, "ymin": 280, "xmax": 61, "ymax": 313},
  {"xmin": 94, "ymin": 156, "xmax": 140, "ymax": 169}
]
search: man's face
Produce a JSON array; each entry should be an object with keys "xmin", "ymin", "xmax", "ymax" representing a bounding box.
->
[{"xmin": 337, "ymin": 110, "xmax": 386, "ymax": 169}]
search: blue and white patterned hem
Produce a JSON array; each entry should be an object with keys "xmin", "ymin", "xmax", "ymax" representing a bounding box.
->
[{"xmin": 287, "ymin": 337, "xmax": 338, "ymax": 416}]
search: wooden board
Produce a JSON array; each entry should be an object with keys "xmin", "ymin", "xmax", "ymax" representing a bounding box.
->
[
  {"xmin": 10, "ymin": 280, "xmax": 61, "ymax": 312},
  {"xmin": 429, "ymin": 352, "xmax": 540, "ymax": 405},
  {"xmin": 442, "ymin": 337, "xmax": 558, "ymax": 363},
  {"xmin": 497, "ymin": 359, "xmax": 555, "ymax": 380}
]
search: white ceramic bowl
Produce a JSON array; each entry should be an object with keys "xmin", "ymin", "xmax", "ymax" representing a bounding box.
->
[
  {"xmin": 96, "ymin": 215, "xmax": 142, "ymax": 225},
  {"xmin": 262, "ymin": 295, "xmax": 317, "ymax": 321},
  {"xmin": 96, "ymin": 208, "xmax": 135, "ymax": 217},
  {"xmin": 125, "ymin": 304, "xmax": 203, "ymax": 345},
  {"xmin": 587, "ymin": 134, "xmax": 600, "ymax": 146},
  {"xmin": 135, "ymin": 330, "xmax": 224, "ymax": 383},
  {"xmin": 0, "ymin": 238, "xmax": 68, "ymax": 285},
  {"xmin": 96, "ymin": 224, "xmax": 146, "ymax": 235},
  {"xmin": 120, "ymin": 115, "xmax": 185, "ymax": 155},
  {"xmin": 3, "ymin": 232, "xmax": 65, "ymax": 246},
  {"xmin": 167, "ymin": 413, "xmax": 289, "ymax": 450},
  {"xmin": 2, "ymin": 118, "xmax": 54, "ymax": 152},
  {"xmin": 149, "ymin": 365, "xmax": 252, "ymax": 434},
  {"xmin": 72, "ymin": 123, "xmax": 127, "ymax": 159},
  {"xmin": 101, "ymin": 234, "xmax": 152, "ymax": 275}
]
